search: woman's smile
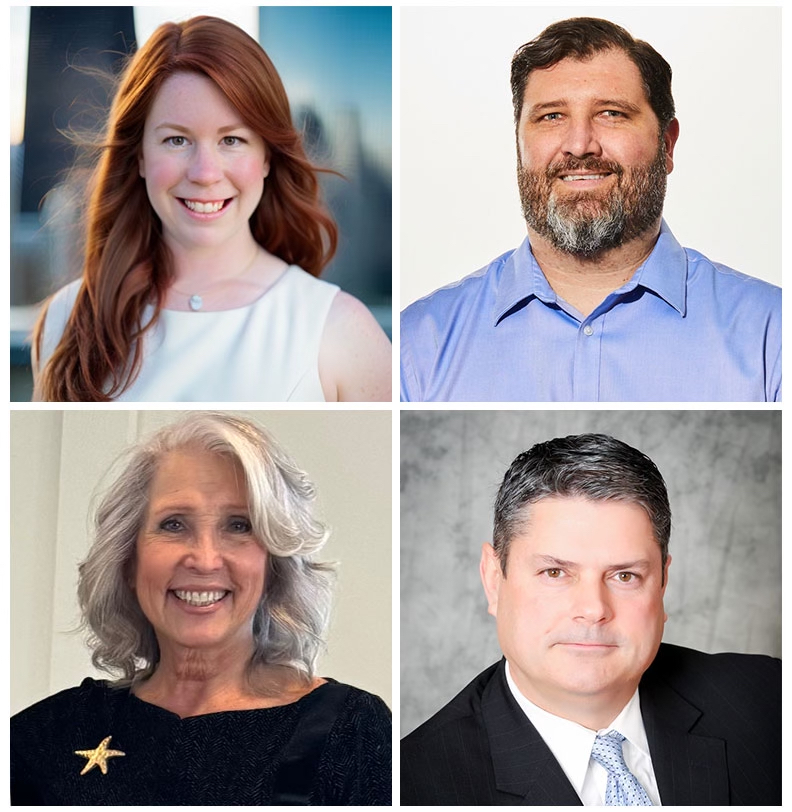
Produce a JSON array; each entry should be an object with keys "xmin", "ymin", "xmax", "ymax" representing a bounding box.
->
[
  {"xmin": 138, "ymin": 72, "xmax": 269, "ymax": 253},
  {"xmin": 134, "ymin": 449, "xmax": 268, "ymax": 656},
  {"xmin": 171, "ymin": 588, "xmax": 230, "ymax": 607},
  {"xmin": 178, "ymin": 197, "xmax": 234, "ymax": 217}
]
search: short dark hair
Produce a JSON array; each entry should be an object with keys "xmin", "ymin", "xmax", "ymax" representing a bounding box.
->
[
  {"xmin": 511, "ymin": 17, "xmax": 675, "ymax": 134},
  {"xmin": 493, "ymin": 434, "xmax": 670, "ymax": 579}
]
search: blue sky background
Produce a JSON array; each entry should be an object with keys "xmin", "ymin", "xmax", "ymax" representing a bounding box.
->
[{"xmin": 258, "ymin": 7, "xmax": 392, "ymax": 170}]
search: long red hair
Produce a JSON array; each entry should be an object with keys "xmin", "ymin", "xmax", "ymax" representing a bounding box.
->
[{"xmin": 34, "ymin": 16, "xmax": 338, "ymax": 401}]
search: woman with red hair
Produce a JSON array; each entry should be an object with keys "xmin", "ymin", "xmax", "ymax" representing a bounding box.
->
[{"xmin": 33, "ymin": 16, "xmax": 391, "ymax": 402}]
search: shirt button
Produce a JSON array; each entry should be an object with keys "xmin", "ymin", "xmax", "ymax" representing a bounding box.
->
[{"xmin": 583, "ymin": 324, "xmax": 594, "ymax": 336}]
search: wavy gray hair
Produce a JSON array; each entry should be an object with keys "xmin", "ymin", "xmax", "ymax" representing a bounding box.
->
[{"xmin": 77, "ymin": 413, "xmax": 333, "ymax": 688}]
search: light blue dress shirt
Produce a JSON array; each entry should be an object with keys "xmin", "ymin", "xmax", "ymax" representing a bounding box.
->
[{"xmin": 400, "ymin": 222, "xmax": 781, "ymax": 402}]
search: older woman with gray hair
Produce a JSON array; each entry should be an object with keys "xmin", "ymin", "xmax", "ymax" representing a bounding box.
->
[{"xmin": 11, "ymin": 413, "xmax": 391, "ymax": 805}]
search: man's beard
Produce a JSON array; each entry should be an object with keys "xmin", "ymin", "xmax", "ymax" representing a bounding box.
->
[{"xmin": 518, "ymin": 141, "xmax": 668, "ymax": 259}]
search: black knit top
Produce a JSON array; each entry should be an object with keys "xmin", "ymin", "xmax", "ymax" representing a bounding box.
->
[{"xmin": 11, "ymin": 677, "xmax": 391, "ymax": 805}]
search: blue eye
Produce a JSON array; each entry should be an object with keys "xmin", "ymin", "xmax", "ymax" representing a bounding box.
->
[
  {"xmin": 227, "ymin": 517, "xmax": 252, "ymax": 533},
  {"xmin": 164, "ymin": 135, "xmax": 187, "ymax": 147},
  {"xmin": 160, "ymin": 517, "xmax": 185, "ymax": 532}
]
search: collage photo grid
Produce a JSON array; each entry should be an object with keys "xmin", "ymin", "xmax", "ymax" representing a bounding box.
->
[{"xmin": 8, "ymin": 5, "xmax": 783, "ymax": 807}]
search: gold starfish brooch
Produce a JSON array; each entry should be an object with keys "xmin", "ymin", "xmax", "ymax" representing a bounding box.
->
[{"xmin": 74, "ymin": 735, "xmax": 126, "ymax": 775}]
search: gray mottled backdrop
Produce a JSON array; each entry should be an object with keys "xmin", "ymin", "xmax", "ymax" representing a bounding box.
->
[{"xmin": 400, "ymin": 410, "xmax": 781, "ymax": 737}]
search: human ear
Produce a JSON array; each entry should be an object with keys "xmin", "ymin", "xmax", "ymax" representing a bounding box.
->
[
  {"xmin": 661, "ymin": 554, "xmax": 672, "ymax": 620},
  {"xmin": 480, "ymin": 543, "xmax": 503, "ymax": 618},
  {"xmin": 663, "ymin": 118, "xmax": 680, "ymax": 174}
]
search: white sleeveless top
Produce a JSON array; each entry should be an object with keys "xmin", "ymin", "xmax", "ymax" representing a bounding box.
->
[{"xmin": 40, "ymin": 266, "xmax": 340, "ymax": 402}]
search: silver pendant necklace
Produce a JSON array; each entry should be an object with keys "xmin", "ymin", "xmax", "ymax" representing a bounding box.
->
[{"xmin": 171, "ymin": 248, "xmax": 259, "ymax": 312}]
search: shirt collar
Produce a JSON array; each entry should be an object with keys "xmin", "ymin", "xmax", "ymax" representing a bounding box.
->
[
  {"xmin": 603, "ymin": 688, "xmax": 652, "ymax": 759},
  {"xmin": 504, "ymin": 660, "xmax": 649, "ymax": 797},
  {"xmin": 492, "ymin": 237, "xmax": 557, "ymax": 326},
  {"xmin": 493, "ymin": 219, "xmax": 688, "ymax": 326},
  {"xmin": 630, "ymin": 220, "xmax": 688, "ymax": 316}
]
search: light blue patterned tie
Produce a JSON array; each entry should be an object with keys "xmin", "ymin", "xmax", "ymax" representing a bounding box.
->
[{"xmin": 590, "ymin": 731, "xmax": 652, "ymax": 806}]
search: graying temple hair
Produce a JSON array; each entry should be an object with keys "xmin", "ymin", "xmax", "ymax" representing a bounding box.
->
[
  {"xmin": 77, "ymin": 413, "xmax": 333, "ymax": 688},
  {"xmin": 493, "ymin": 433, "xmax": 671, "ymax": 580}
]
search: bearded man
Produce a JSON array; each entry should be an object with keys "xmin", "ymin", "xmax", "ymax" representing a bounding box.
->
[{"xmin": 400, "ymin": 17, "xmax": 781, "ymax": 402}]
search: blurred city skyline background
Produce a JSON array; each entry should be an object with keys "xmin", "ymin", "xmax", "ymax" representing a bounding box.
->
[{"xmin": 10, "ymin": 6, "xmax": 392, "ymax": 400}]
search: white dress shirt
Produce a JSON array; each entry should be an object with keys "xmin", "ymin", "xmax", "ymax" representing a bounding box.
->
[{"xmin": 505, "ymin": 661, "xmax": 662, "ymax": 805}]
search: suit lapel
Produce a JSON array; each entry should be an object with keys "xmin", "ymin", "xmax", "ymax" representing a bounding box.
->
[
  {"xmin": 640, "ymin": 666, "xmax": 729, "ymax": 805},
  {"xmin": 481, "ymin": 661, "xmax": 583, "ymax": 805},
  {"xmin": 477, "ymin": 653, "xmax": 730, "ymax": 805}
]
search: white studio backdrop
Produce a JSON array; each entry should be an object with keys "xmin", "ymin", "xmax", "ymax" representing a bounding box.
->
[
  {"xmin": 400, "ymin": 6, "xmax": 781, "ymax": 308},
  {"xmin": 10, "ymin": 410, "xmax": 392, "ymax": 716}
]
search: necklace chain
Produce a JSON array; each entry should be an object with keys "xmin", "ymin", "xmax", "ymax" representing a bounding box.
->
[{"xmin": 170, "ymin": 247, "xmax": 260, "ymax": 311}]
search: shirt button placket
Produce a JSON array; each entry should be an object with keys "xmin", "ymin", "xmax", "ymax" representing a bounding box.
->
[{"xmin": 573, "ymin": 319, "xmax": 601, "ymax": 400}]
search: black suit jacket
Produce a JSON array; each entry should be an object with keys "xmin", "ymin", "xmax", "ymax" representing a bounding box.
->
[{"xmin": 401, "ymin": 643, "xmax": 780, "ymax": 805}]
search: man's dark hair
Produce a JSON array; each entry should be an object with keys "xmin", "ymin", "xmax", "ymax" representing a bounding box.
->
[
  {"xmin": 493, "ymin": 434, "xmax": 671, "ymax": 581},
  {"xmin": 511, "ymin": 17, "xmax": 675, "ymax": 134}
]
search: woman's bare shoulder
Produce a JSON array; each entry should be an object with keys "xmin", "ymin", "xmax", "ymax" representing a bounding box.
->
[{"xmin": 319, "ymin": 291, "xmax": 392, "ymax": 403}]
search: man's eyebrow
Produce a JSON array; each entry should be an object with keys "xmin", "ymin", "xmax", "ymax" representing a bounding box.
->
[
  {"xmin": 525, "ymin": 98, "xmax": 643, "ymax": 118},
  {"xmin": 533, "ymin": 554, "xmax": 578, "ymax": 569},
  {"xmin": 593, "ymin": 98, "xmax": 643, "ymax": 114},
  {"xmin": 532, "ymin": 555, "xmax": 653, "ymax": 571},
  {"xmin": 526, "ymin": 100, "xmax": 567, "ymax": 118},
  {"xmin": 608, "ymin": 559, "xmax": 652, "ymax": 571}
]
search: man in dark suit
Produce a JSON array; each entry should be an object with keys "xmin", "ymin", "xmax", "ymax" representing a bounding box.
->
[{"xmin": 401, "ymin": 434, "xmax": 781, "ymax": 805}]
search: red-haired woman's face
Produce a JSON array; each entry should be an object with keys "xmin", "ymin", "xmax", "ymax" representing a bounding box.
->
[{"xmin": 139, "ymin": 72, "xmax": 269, "ymax": 254}]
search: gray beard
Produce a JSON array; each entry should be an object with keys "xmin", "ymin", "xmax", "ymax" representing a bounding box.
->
[
  {"xmin": 544, "ymin": 193, "xmax": 627, "ymax": 256},
  {"xmin": 518, "ymin": 142, "xmax": 668, "ymax": 259}
]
